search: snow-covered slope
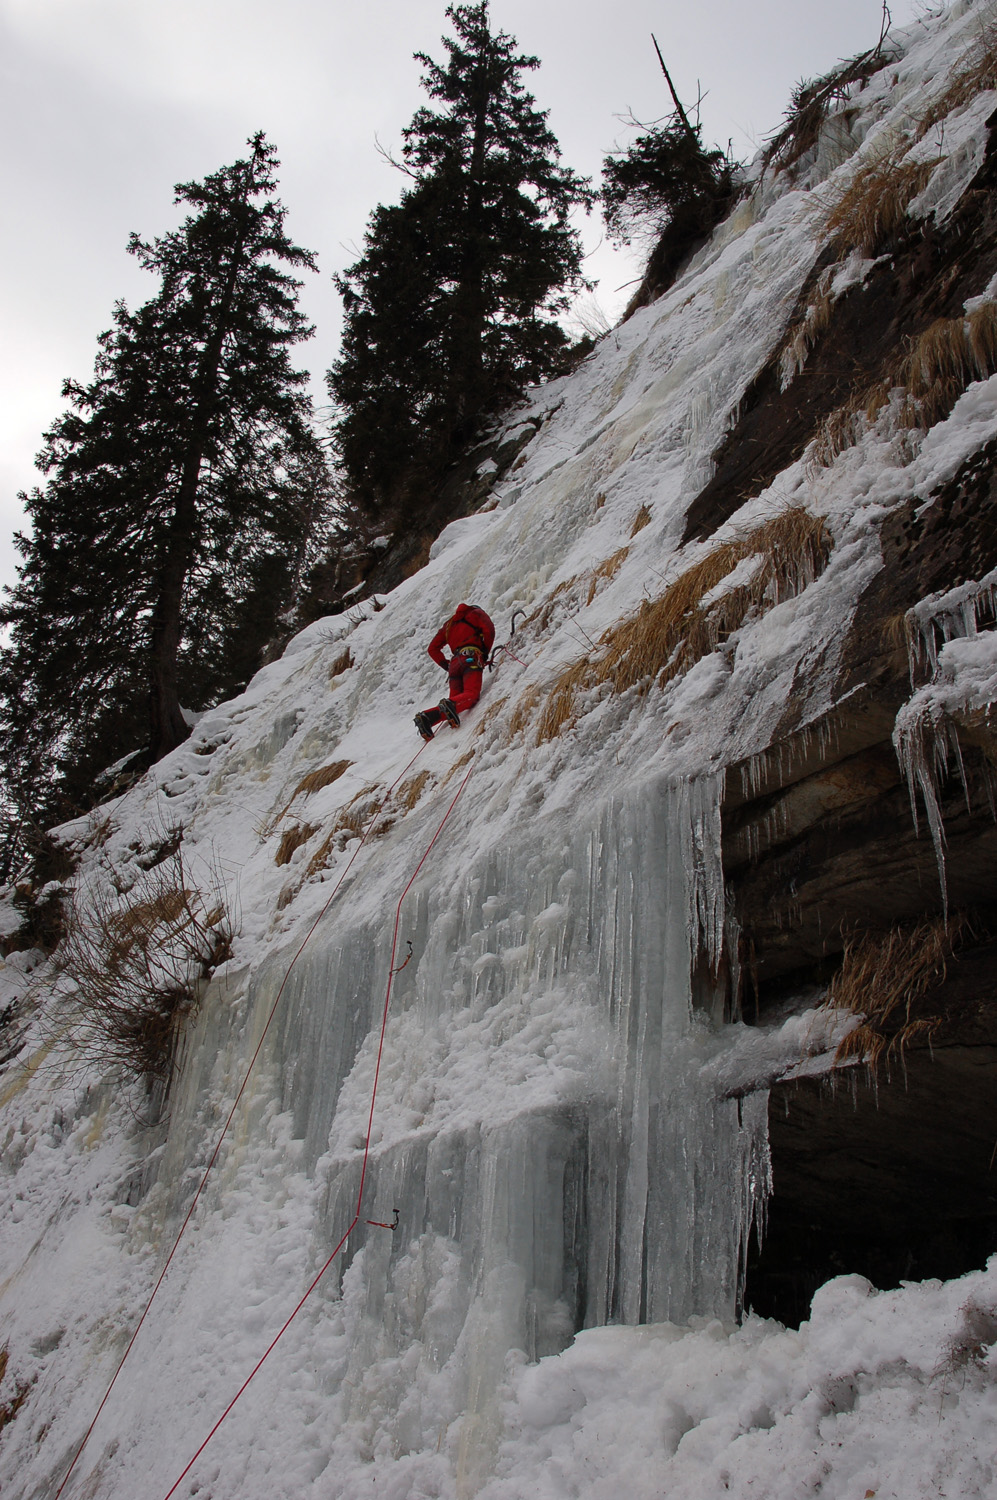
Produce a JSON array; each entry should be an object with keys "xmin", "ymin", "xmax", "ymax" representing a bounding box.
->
[{"xmin": 3, "ymin": 5, "xmax": 997, "ymax": 1497}]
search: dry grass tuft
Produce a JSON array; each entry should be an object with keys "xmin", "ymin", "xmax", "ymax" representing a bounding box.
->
[
  {"xmin": 967, "ymin": 300, "xmax": 997, "ymax": 374},
  {"xmin": 882, "ymin": 609, "xmax": 913, "ymax": 661},
  {"xmin": 586, "ymin": 546, "xmax": 630, "ymax": 604},
  {"xmin": 473, "ymin": 698, "xmax": 509, "ymax": 738},
  {"xmin": 57, "ymin": 849, "xmax": 234, "ymax": 1083},
  {"xmin": 809, "ymin": 380, "xmax": 892, "ymax": 469},
  {"xmin": 825, "ymin": 156, "xmax": 936, "ymax": 257},
  {"xmin": 916, "ymin": 17, "xmax": 997, "ymax": 139},
  {"xmin": 538, "ymin": 509, "xmax": 831, "ymax": 743},
  {"xmin": 306, "ymin": 788, "xmax": 391, "ymax": 876},
  {"xmin": 506, "ymin": 685, "xmax": 543, "ymax": 741},
  {"xmin": 291, "ymin": 760, "xmax": 352, "ymax": 800},
  {"xmin": 809, "ymin": 302, "xmax": 997, "ymax": 468},
  {"xmin": 536, "ymin": 659, "xmax": 589, "ymax": 744},
  {"xmin": 443, "ymin": 749, "xmax": 476, "ymax": 784},
  {"xmin": 522, "ymin": 576, "xmax": 580, "ymax": 637},
  {"xmin": 274, "ymin": 824, "xmax": 318, "ymax": 867},
  {"xmin": 779, "ymin": 268, "xmax": 835, "ymax": 387},
  {"xmin": 0, "ymin": 1345, "xmax": 31, "ymax": 1436},
  {"xmin": 629, "ymin": 503, "xmax": 652, "ymax": 537},
  {"xmin": 396, "ymin": 771, "xmax": 431, "ymax": 812},
  {"xmin": 827, "ymin": 915, "xmax": 967, "ymax": 1070},
  {"xmin": 898, "ymin": 304, "xmax": 997, "ymax": 429},
  {"xmin": 329, "ymin": 648, "xmax": 353, "ymax": 681},
  {"xmin": 260, "ymin": 759, "xmax": 354, "ymax": 838}
]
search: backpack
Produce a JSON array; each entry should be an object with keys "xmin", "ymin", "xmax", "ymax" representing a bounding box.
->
[{"xmin": 445, "ymin": 603, "xmax": 495, "ymax": 655}]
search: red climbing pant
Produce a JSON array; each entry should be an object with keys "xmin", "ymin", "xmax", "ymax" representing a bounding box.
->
[
  {"xmin": 446, "ymin": 657, "xmax": 483, "ymax": 714},
  {"xmin": 420, "ymin": 656, "xmax": 484, "ymax": 728}
]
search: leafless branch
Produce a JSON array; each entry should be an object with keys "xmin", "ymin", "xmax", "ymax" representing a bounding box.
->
[{"xmin": 651, "ymin": 34, "xmax": 699, "ymax": 143}]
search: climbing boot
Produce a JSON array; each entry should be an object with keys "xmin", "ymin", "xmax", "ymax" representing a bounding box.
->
[
  {"xmin": 438, "ymin": 698, "xmax": 460, "ymax": 730},
  {"xmin": 414, "ymin": 712, "xmax": 435, "ymax": 742}
]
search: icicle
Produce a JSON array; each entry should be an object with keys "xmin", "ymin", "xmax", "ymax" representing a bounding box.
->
[
  {"xmin": 893, "ymin": 702, "xmax": 951, "ymax": 914},
  {"xmin": 682, "ymin": 770, "xmax": 727, "ymax": 974},
  {"xmin": 904, "ymin": 566, "xmax": 997, "ymax": 684},
  {"xmin": 893, "ymin": 565, "xmax": 997, "ymax": 913}
]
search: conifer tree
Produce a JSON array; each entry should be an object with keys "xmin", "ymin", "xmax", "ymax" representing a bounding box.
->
[
  {"xmin": 329, "ymin": 2, "xmax": 593, "ymax": 524},
  {"xmin": 0, "ymin": 134, "xmax": 328, "ymax": 833},
  {"xmin": 601, "ymin": 43, "xmax": 735, "ymax": 294}
]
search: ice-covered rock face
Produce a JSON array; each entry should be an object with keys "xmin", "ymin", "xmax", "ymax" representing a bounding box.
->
[
  {"xmin": 128, "ymin": 770, "xmax": 772, "ymax": 1497},
  {"xmin": 4, "ymin": 5, "xmax": 997, "ymax": 1497}
]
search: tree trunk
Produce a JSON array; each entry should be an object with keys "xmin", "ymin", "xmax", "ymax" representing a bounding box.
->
[
  {"xmin": 148, "ymin": 448, "xmax": 202, "ymax": 759},
  {"xmin": 446, "ymin": 66, "xmax": 491, "ymax": 443},
  {"xmin": 148, "ymin": 183, "xmax": 253, "ymax": 761}
]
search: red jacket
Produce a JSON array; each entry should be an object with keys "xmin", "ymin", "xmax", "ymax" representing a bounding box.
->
[{"xmin": 428, "ymin": 603, "xmax": 495, "ymax": 667}]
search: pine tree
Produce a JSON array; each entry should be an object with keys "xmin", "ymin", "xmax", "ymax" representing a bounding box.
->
[
  {"xmin": 602, "ymin": 119, "xmax": 733, "ymax": 248},
  {"xmin": 601, "ymin": 43, "xmax": 735, "ymax": 295},
  {"xmin": 329, "ymin": 2, "xmax": 593, "ymax": 524},
  {"xmin": 0, "ymin": 133, "xmax": 328, "ymax": 834}
]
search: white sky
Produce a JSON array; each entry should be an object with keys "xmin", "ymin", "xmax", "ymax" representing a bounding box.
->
[{"xmin": 0, "ymin": 0, "xmax": 925, "ymax": 595}]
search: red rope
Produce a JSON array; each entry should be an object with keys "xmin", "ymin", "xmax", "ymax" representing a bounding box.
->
[
  {"xmin": 160, "ymin": 759, "xmax": 475, "ymax": 1500},
  {"xmin": 55, "ymin": 740, "xmax": 431, "ymax": 1498},
  {"xmin": 498, "ymin": 642, "xmax": 529, "ymax": 668}
]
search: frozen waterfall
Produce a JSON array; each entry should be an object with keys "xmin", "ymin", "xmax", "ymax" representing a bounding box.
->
[{"xmin": 141, "ymin": 770, "xmax": 769, "ymax": 1491}]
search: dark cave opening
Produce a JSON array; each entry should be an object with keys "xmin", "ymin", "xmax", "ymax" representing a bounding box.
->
[{"xmin": 743, "ymin": 1045, "xmax": 997, "ymax": 1329}]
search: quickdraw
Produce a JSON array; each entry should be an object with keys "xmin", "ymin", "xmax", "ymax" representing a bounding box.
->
[
  {"xmin": 365, "ymin": 1208, "xmax": 400, "ymax": 1232},
  {"xmin": 390, "ymin": 939, "xmax": 414, "ymax": 975}
]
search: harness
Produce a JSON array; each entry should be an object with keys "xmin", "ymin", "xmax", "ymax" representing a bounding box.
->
[{"xmin": 451, "ymin": 644, "xmax": 485, "ymax": 670}]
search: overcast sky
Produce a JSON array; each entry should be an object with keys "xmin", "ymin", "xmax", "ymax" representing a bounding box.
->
[{"xmin": 1, "ymin": 0, "xmax": 925, "ymax": 594}]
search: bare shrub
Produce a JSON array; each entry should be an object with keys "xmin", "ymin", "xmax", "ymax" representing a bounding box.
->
[
  {"xmin": 764, "ymin": 46, "xmax": 889, "ymax": 173},
  {"xmin": 130, "ymin": 824, "xmax": 184, "ymax": 873},
  {"xmin": 827, "ymin": 914, "xmax": 968, "ymax": 1070},
  {"xmin": 538, "ymin": 508, "xmax": 831, "ymax": 743},
  {"xmin": 825, "ymin": 156, "xmax": 936, "ymax": 257},
  {"xmin": 274, "ymin": 824, "xmax": 318, "ymax": 866},
  {"xmin": 58, "ymin": 849, "xmax": 233, "ymax": 1083}
]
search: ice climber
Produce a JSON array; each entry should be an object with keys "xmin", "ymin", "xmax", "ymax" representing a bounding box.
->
[{"xmin": 414, "ymin": 603, "xmax": 496, "ymax": 741}]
